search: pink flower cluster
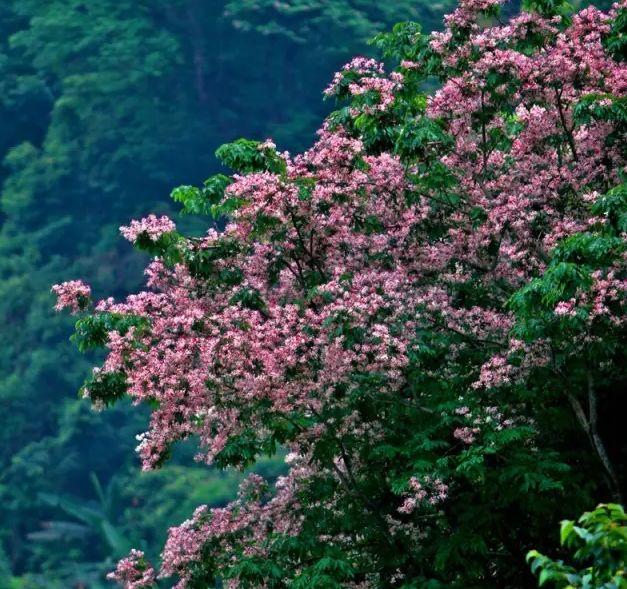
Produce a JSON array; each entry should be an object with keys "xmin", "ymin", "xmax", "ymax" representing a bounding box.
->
[
  {"xmin": 106, "ymin": 549, "xmax": 156, "ymax": 589},
  {"xmin": 324, "ymin": 57, "xmax": 385, "ymax": 95},
  {"xmin": 347, "ymin": 73, "xmax": 403, "ymax": 113},
  {"xmin": 454, "ymin": 426, "xmax": 480, "ymax": 444},
  {"xmin": 444, "ymin": 0, "xmax": 504, "ymax": 29},
  {"xmin": 453, "ymin": 405, "xmax": 522, "ymax": 446},
  {"xmin": 325, "ymin": 57, "xmax": 402, "ymax": 114},
  {"xmin": 51, "ymin": 280, "xmax": 91, "ymax": 314},
  {"xmin": 555, "ymin": 299, "xmax": 578, "ymax": 317},
  {"xmin": 160, "ymin": 466, "xmax": 309, "ymax": 588},
  {"xmin": 398, "ymin": 476, "xmax": 449, "ymax": 514},
  {"xmin": 551, "ymin": 271, "xmax": 626, "ymax": 322},
  {"xmin": 120, "ymin": 214, "xmax": 176, "ymax": 243}
]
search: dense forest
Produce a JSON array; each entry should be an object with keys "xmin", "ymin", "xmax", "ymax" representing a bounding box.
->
[
  {"xmin": 2, "ymin": 0, "xmax": 626, "ymax": 587},
  {"xmin": 0, "ymin": 1, "xmax": 459, "ymax": 587}
]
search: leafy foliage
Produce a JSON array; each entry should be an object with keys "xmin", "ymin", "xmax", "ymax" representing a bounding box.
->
[{"xmin": 527, "ymin": 504, "xmax": 627, "ymax": 588}]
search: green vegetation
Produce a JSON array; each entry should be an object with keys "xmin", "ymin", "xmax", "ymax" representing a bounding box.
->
[{"xmin": 528, "ymin": 504, "xmax": 627, "ymax": 588}]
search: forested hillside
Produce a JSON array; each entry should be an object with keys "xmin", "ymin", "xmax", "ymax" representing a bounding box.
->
[{"xmin": 0, "ymin": 1, "xmax": 458, "ymax": 587}]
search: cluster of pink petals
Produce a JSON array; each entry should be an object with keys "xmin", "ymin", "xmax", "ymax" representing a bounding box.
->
[
  {"xmin": 325, "ymin": 57, "xmax": 403, "ymax": 114},
  {"xmin": 347, "ymin": 72, "xmax": 403, "ymax": 113},
  {"xmin": 555, "ymin": 299, "xmax": 578, "ymax": 317},
  {"xmin": 51, "ymin": 280, "xmax": 91, "ymax": 314},
  {"xmin": 106, "ymin": 549, "xmax": 156, "ymax": 589},
  {"xmin": 120, "ymin": 214, "xmax": 176, "ymax": 243},
  {"xmin": 453, "ymin": 405, "xmax": 522, "ymax": 445},
  {"xmin": 444, "ymin": 0, "xmax": 504, "ymax": 29},
  {"xmin": 161, "ymin": 465, "xmax": 310, "ymax": 588},
  {"xmin": 551, "ymin": 271, "xmax": 627, "ymax": 322},
  {"xmin": 454, "ymin": 426, "xmax": 480, "ymax": 444},
  {"xmin": 324, "ymin": 56, "xmax": 385, "ymax": 95},
  {"xmin": 398, "ymin": 476, "xmax": 449, "ymax": 514}
]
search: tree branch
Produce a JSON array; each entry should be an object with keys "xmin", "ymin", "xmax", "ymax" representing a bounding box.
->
[{"xmin": 586, "ymin": 372, "xmax": 622, "ymax": 502}]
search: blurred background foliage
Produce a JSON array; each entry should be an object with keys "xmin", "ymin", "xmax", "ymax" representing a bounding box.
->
[{"xmin": 0, "ymin": 1, "xmax": 457, "ymax": 587}]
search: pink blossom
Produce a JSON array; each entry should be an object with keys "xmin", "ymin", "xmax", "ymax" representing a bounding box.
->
[
  {"xmin": 554, "ymin": 299, "xmax": 578, "ymax": 317},
  {"xmin": 107, "ymin": 549, "xmax": 156, "ymax": 589},
  {"xmin": 398, "ymin": 476, "xmax": 449, "ymax": 514},
  {"xmin": 51, "ymin": 280, "xmax": 91, "ymax": 313},
  {"xmin": 454, "ymin": 427, "xmax": 480, "ymax": 444},
  {"xmin": 120, "ymin": 214, "xmax": 176, "ymax": 243}
]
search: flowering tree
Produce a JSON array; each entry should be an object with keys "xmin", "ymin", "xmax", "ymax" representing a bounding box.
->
[{"xmin": 54, "ymin": 0, "xmax": 626, "ymax": 586}]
